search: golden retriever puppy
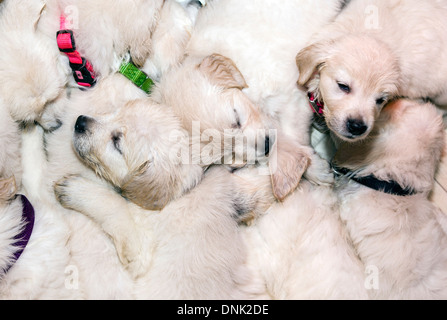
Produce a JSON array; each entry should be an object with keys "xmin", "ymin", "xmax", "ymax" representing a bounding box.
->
[
  {"xmin": 0, "ymin": 0, "xmax": 68, "ymax": 127},
  {"xmin": 333, "ymin": 99, "xmax": 447, "ymax": 299},
  {"xmin": 0, "ymin": 0, "xmax": 205, "ymax": 129},
  {"xmin": 38, "ymin": 0, "xmax": 206, "ymax": 82},
  {"xmin": 152, "ymin": 0, "xmax": 347, "ymax": 201},
  {"xmin": 54, "ymin": 98, "xmax": 264, "ymax": 299},
  {"xmin": 0, "ymin": 103, "xmax": 80, "ymax": 299},
  {"xmin": 296, "ymin": 0, "xmax": 447, "ymax": 142},
  {"xmin": 36, "ymin": 76, "xmax": 146, "ymax": 299},
  {"xmin": 236, "ymin": 169, "xmax": 368, "ymax": 300},
  {"xmin": 0, "ymin": 105, "xmax": 23, "ymax": 275}
]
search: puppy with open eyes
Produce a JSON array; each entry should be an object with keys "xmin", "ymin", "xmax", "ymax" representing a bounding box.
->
[
  {"xmin": 53, "ymin": 98, "xmax": 266, "ymax": 300},
  {"xmin": 334, "ymin": 99, "xmax": 447, "ymax": 299},
  {"xmin": 296, "ymin": 0, "xmax": 447, "ymax": 142}
]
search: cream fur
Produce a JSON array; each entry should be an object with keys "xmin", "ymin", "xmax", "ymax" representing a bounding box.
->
[
  {"xmin": 0, "ymin": 0, "xmax": 208, "ymax": 299},
  {"xmin": 334, "ymin": 99, "xmax": 447, "ymax": 299},
  {"xmin": 237, "ymin": 169, "xmax": 368, "ymax": 300},
  {"xmin": 152, "ymin": 0, "xmax": 346, "ymax": 200},
  {"xmin": 297, "ymin": 0, "xmax": 447, "ymax": 141},
  {"xmin": 53, "ymin": 97, "xmax": 265, "ymax": 299}
]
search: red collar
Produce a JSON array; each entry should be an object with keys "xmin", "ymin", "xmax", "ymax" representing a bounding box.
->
[
  {"xmin": 56, "ymin": 15, "xmax": 96, "ymax": 88},
  {"xmin": 308, "ymin": 92, "xmax": 324, "ymax": 116}
]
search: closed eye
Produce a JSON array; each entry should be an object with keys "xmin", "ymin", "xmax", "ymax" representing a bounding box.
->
[
  {"xmin": 112, "ymin": 132, "xmax": 123, "ymax": 154},
  {"xmin": 337, "ymin": 82, "xmax": 351, "ymax": 94},
  {"xmin": 376, "ymin": 97, "xmax": 387, "ymax": 105},
  {"xmin": 232, "ymin": 108, "xmax": 242, "ymax": 129}
]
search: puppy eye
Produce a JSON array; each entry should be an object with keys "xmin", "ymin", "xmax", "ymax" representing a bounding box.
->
[
  {"xmin": 232, "ymin": 108, "xmax": 242, "ymax": 129},
  {"xmin": 376, "ymin": 97, "xmax": 387, "ymax": 105},
  {"xmin": 337, "ymin": 82, "xmax": 351, "ymax": 94},
  {"xmin": 112, "ymin": 132, "xmax": 123, "ymax": 154}
]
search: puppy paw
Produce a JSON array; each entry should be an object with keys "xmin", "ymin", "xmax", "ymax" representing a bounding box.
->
[
  {"xmin": 304, "ymin": 153, "xmax": 335, "ymax": 186},
  {"xmin": 54, "ymin": 174, "xmax": 84, "ymax": 211},
  {"xmin": 113, "ymin": 232, "xmax": 152, "ymax": 280}
]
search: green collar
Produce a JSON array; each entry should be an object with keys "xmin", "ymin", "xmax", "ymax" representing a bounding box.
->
[{"xmin": 119, "ymin": 61, "xmax": 154, "ymax": 94}]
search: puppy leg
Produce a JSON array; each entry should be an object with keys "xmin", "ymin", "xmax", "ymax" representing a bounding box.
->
[
  {"xmin": 54, "ymin": 175, "xmax": 154, "ymax": 279},
  {"xmin": 143, "ymin": 0, "xmax": 204, "ymax": 79}
]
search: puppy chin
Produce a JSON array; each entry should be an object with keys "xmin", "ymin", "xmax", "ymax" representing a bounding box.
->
[{"xmin": 72, "ymin": 136, "xmax": 91, "ymax": 160}]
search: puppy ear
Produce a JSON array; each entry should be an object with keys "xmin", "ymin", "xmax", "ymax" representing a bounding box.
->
[
  {"xmin": 199, "ymin": 54, "xmax": 248, "ymax": 89},
  {"xmin": 269, "ymin": 136, "xmax": 311, "ymax": 201},
  {"xmin": 0, "ymin": 176, "xmax": 17, "ymax": 202},
  {"xmin": 296, "ymin": 40, "xmax": 332, "ymax": 87},
  {"xmin": 121, "ymin": 162, "xmax": 174, "ymax": 211}
]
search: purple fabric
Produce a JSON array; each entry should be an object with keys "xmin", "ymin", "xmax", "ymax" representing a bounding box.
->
[{"xmin": 3, "ymin": 195, "xmax": 35, "ymax": 274}]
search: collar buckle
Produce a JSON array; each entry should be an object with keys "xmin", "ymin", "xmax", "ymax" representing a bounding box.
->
[{"xmin": 70, "ymin": 58, "xmax": 96, "ymax": 88}]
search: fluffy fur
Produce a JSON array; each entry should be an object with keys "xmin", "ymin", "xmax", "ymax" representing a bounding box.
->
[
  {"xmin": 334, "ymin": 99, "xmax": 447, "ymax": 299},
  {"xmin": 0, "ymin": 0, "xmax": 204, "ymax": 129},
  {"xmin": 0, "ymin": 112, "xmax": 79, "ymax": 299},
  {"xmin": 296, "ymin": 0, "xmax": 447, "ymax": 141},
  {"xmin": 237, "ymin": 169, "xmax": 368, "ymax": 300},
  {"xmin": 0, "ymin": 0, "xmax": 207, "ymax": 299},
  {"xmin": 53, "ymin": 98, "xmax": 265, "ymax": 299},
  {"xmin": 0, "ymin": 0, "xmax": 68, "ymax": 127},
  {"xmin": 153, "ymin": 0, "xmax": 346, "ymax": 201}
]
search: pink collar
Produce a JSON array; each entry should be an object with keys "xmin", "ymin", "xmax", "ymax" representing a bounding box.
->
[
  {"xmin": 308, "ymin": 92, "xmax": 324, "ymax": 116},
  {"xmin": 56, "ymin": 15, "xmax": 96, "ymax": 88}
]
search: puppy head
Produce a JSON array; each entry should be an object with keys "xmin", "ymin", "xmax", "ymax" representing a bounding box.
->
[
  {"xmin": 296, "ymin": 34, "xmax": 400, "ymax": 142},
  {"xmin": 335, "ymin": 99, "xmax": 445, "ymax": 194},
  {"xmin": 156, "ymin": 53, "xmax": 271, "ymax": 167},
  {"xmin": 72, "ymin": 99, "xmax": 203, "ymax": 211}
]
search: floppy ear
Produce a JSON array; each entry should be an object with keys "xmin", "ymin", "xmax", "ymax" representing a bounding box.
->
[
  {"xmin": 199, "ymin": 54, "xmax": 248, "ymax": 89},
  {"xmin": 121, "ymin": 160, "xmax": 203, "ymax": 211},
  {"xmin": 0, "ymin": 176, "xmax": 17, "ymax": 202},
  {"xmin": 269, "ymin": 136, "xmax": 310, "ymax": 201},
  {"xmin": 296, "ymin": 40, "xmax": 333, "ymax": 87},
  {"xmin": 121, "ymin": 162, "xmax": 176, "ymax": 211}
]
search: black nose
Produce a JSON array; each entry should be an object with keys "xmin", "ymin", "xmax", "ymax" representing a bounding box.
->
[
  {"xmin": 75, "ymin": 115, "xmax": 91, "ymax": 134},
  {"xmin": 346, "ymin": 118, "xmax": 368, "ymax": 137}
]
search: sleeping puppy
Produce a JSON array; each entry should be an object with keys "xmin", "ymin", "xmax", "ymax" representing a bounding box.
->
[
  {"xmin": 0, "ymin": 0, "xmax": 205, "ymax": 129},
  {"xmin": 152, "ymin": 0, "xmax": 346, "ymax": 201},
  {"xmin": 296, "ymin": 0, "xmax": 447, "ymax": 142},
  {"xmin": 0, "ymin": 104, "xmax": 79, "ymax": 299},
  {"xmin": 0, "ymin": 105, "xmax": 23, "ymax": 276},
  {"xmin": 0, "ymin": 0, "xmax": 68, "ymax": 128},
  {"xmin": 236, "ymin": 169, "xmax": 368, "ymax": 300},
  {"xmin": 54, "ymin": 98, "xmax": 264, "ymax": 299},
  {"xmin": 38, "ymin": 0, "xmax": 206, "ymax": 83},
  {"xmin": 333, "ymin": 99, "xmax": 447, "ymax": 299}
]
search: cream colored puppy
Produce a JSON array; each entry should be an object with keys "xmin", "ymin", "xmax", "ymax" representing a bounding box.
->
[
  {"xmin": 39, "ymin": 0, "xmax": 206, "ymax": 82},
  {"xmin": 334, "ymin": 99, "xmax": 447, "ymax": 299},
  {"xmin": 153, "ymin": 0, "xmax": 346, "ymax": 201},
  {"xmin": 0, "ymin": 0, "xmax": 205, "ymax": 129},
  {"xmin": 0, "ymin": 0, "xmax": 68, "ymax": 127},
  {"xmin": 297, "ymin": 0, "xmax": 447, "ymax": 142},
  {"xmin": 0, "ymin": 103, "xmax": 80, "ymax": 299},
  {"xmin": 54, "ymin": 98, "xmax": 264, "ymax": 299},
  {"xmin": 237, "ymin": 170, "xmax": 368, "ymax": 300}
]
